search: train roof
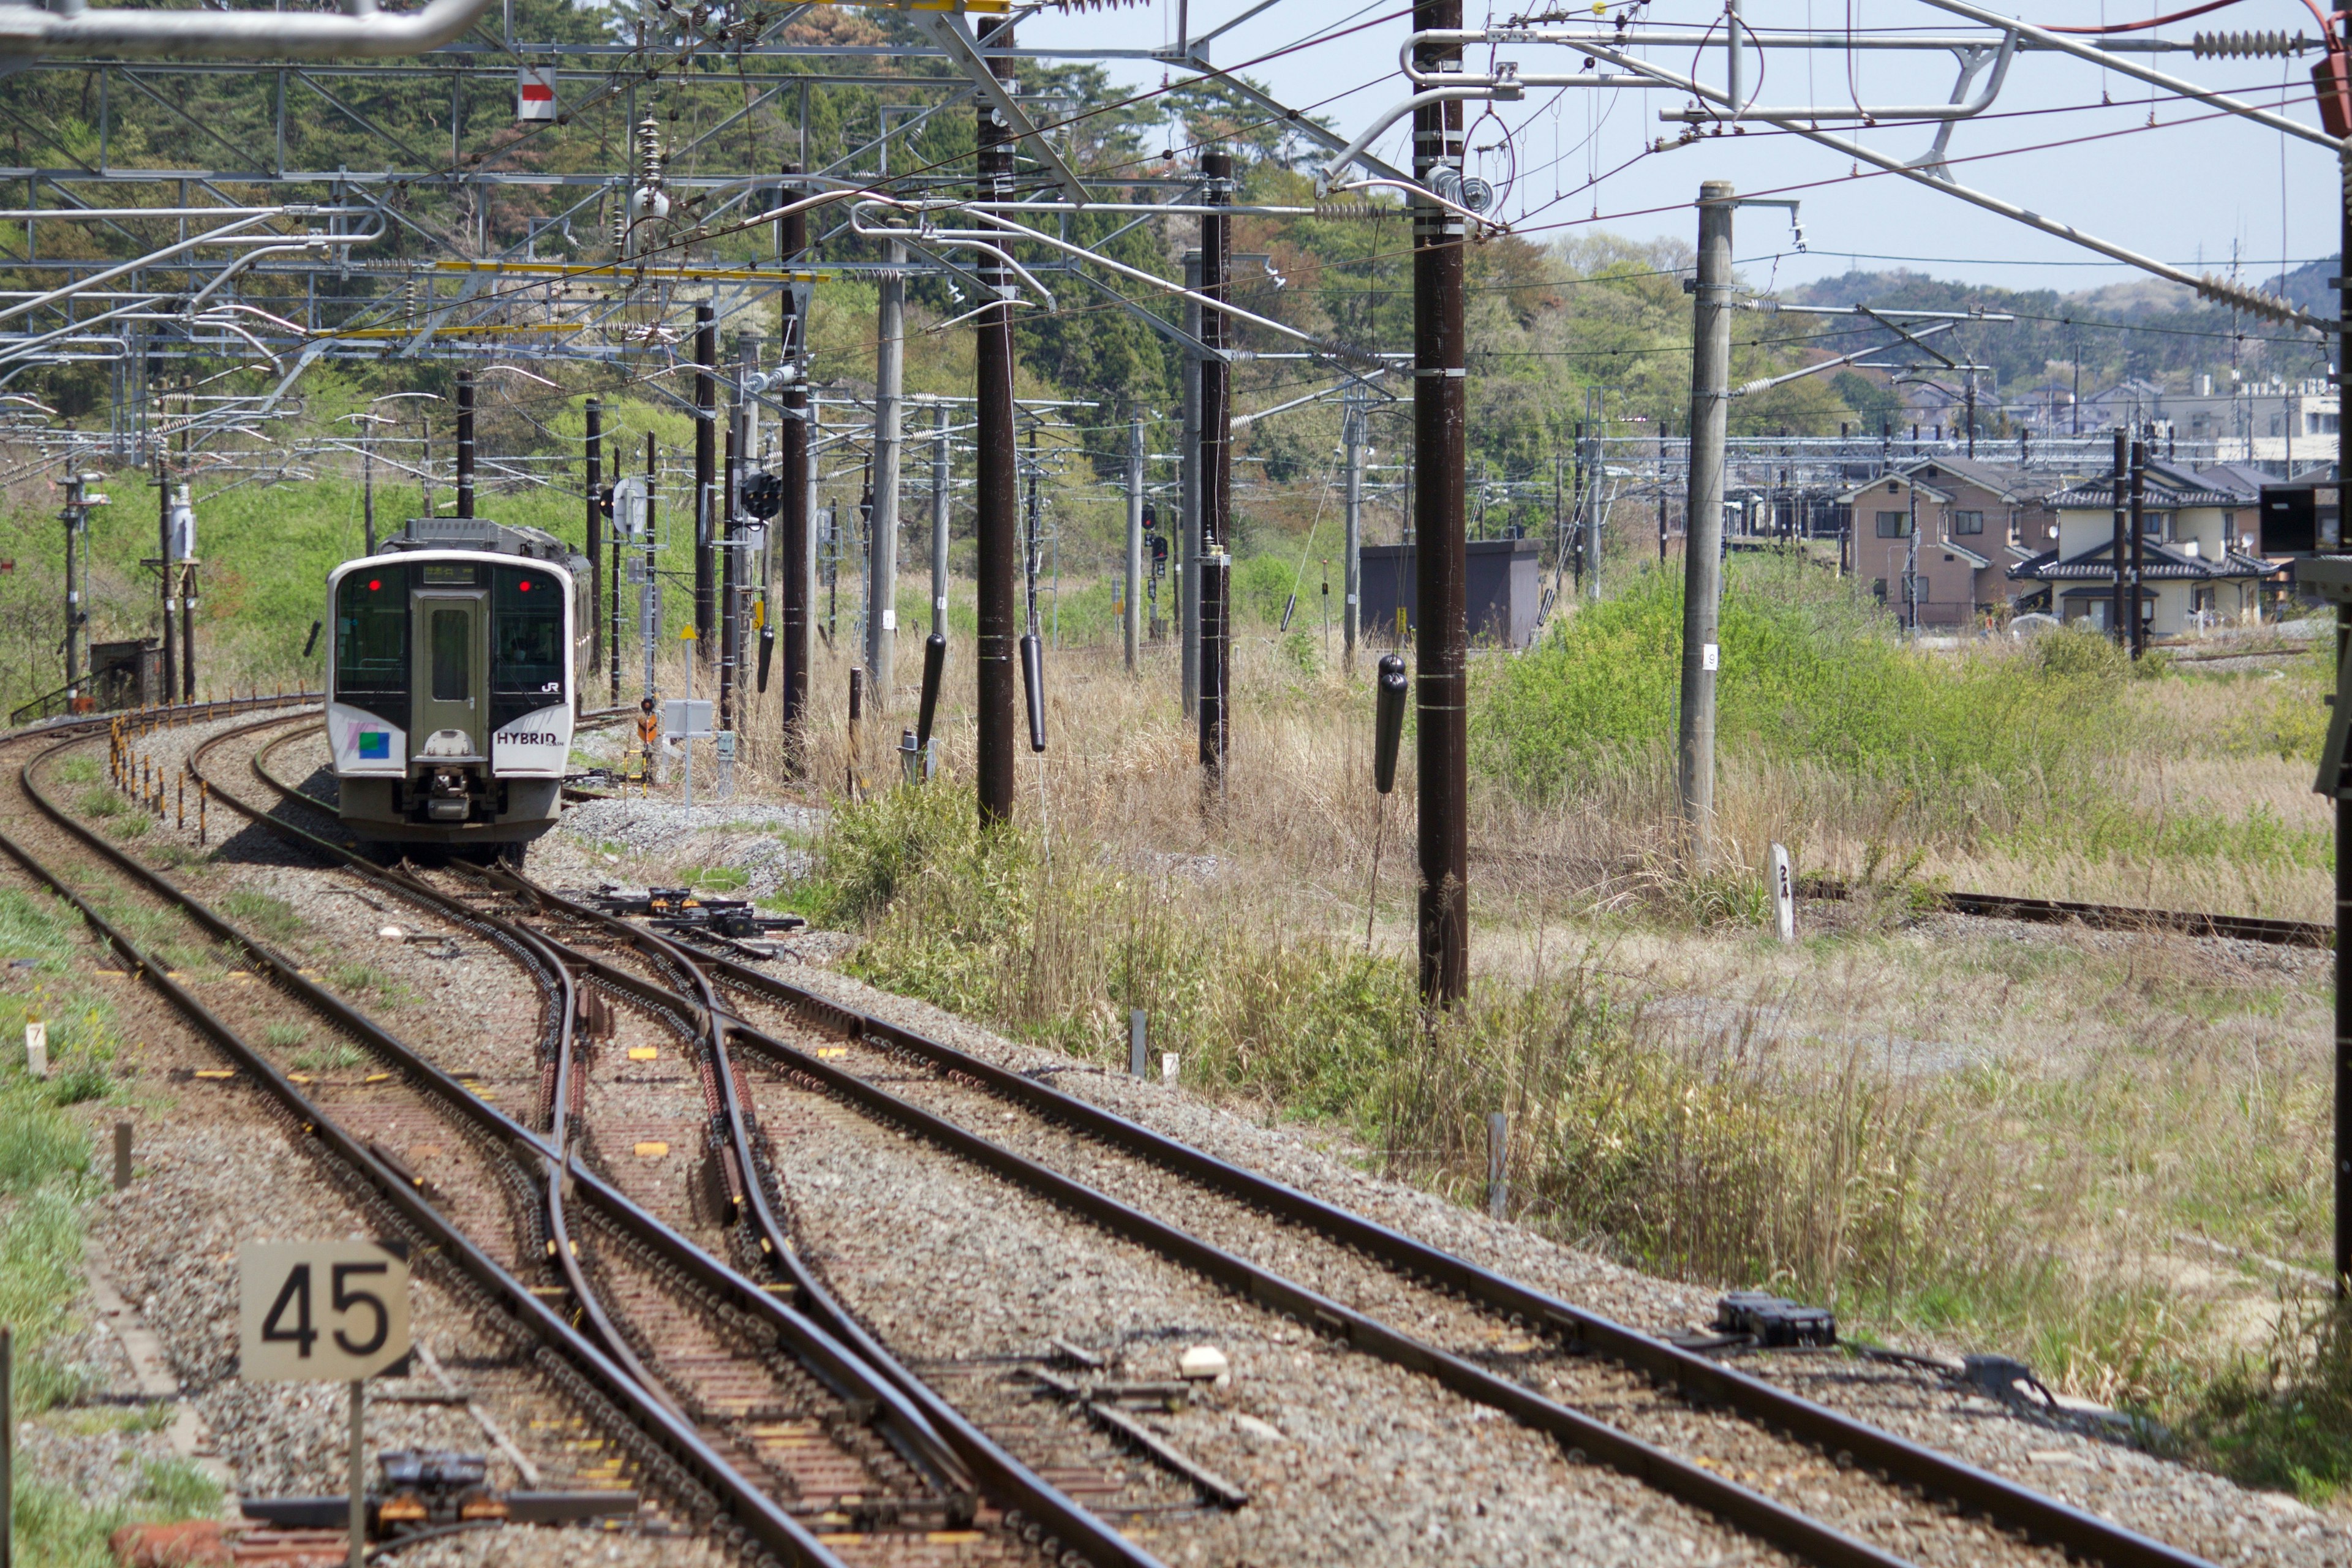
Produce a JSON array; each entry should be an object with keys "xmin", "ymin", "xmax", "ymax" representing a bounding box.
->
[{"xmin": 379, "ymin": 516, "xmax": 581, "ymax": 565}]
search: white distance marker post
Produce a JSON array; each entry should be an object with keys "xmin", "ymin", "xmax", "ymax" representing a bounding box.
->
[
  {"xmin": 240, "ymin": 1240, "xmax": 412, "ymax": 1568},
  {"xmin": 23, "ymin": 1019, "xmax": 45, "ymax": 1079},
  {"xmin": 1770, "ymin": 843, "xmax": 1796, "ymax": 944}
]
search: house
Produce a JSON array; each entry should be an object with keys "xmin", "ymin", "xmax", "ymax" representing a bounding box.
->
[
  {"xmin": 2008, "ymin": 459, "xmax": 2282, "ymax": 633},
  {"xmin": 1834, "ymin": 457, "xmax": 2057, "ymax": 628}
]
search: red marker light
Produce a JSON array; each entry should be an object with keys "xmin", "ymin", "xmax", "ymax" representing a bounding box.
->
[
  {"xmin": 368, "ymin": 578, "xmax": 381, "ymax": 591},
  {"xmin": 518, "ymin": 579, "xmax": 531, "ymax": 592}
]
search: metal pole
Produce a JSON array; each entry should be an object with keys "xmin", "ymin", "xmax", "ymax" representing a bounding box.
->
[
  {"xmin": 1199, "ymin": 151, "xmax": 1232, "ymax": 790},
  {"xmin": 778, "ymin": 164, "xmax": 810, "ymax": 769},
  {"xmin": 347, "ymin": 1379, "xmax": 364, "ymax": 1568},
  {"xmin": 693, "ymin": 303, "xmax": 715, "ymax": 660},
  {"xmin": 1413, "ymin": 18, "xmax": 1468, "ymax": 1007},
  {"xmin": 156, "ymin": 449, "xmax": 175, "ymax": 703},
  {"xmin": 179, "ymin": 559, "xmax": 195, "ymax": 703},
  {"xmin": 1678, "ymin": 183, "xmax": 1733, "ymax": 865},
  {"xmin": 1124, "ymin": 413, "xmax": 1143, "ymax": 673},
  {"xmin": 2109, "ymin": 428, "xmax": 2128, "ymax": 644},
  {"xmin": 585, "ymin": 398, "xmax": 601, "ymax": 683},
  {"xmin": 62, "ymin": 477, "xmax": 82, "ymax": 704},
  {"xmin": 1568, "ymin": 428, "xmax": 1583, "ymax": 595},
  {"xmin": 642, "ymin": 432, "xmax": 658, "ymax": 704},
  {"xmin": 1905, "ymin": 474, "xmax": 1919, "ymax": 632},
  {"xmin": 973, "ymin": 17, "xmax": 1019, "ymax": 825},
  {"xmin": 2335, "ymin": 141, "xmax": 2350, "ymax": 1296},
  {"xmin": 720, "ymin": 414, "xmax": 738, "ymax": 732},
  {"xmin": 361, "ymin": 429, "xmax": 375, "ymax": 557},
  {"xmin": 869, "ymin": 237, "xmax": 906, "ymax": 705},
  {"xmin": 2, "ymin": 1324, "xmax": 11, "ymax": 1568},
  {"xmin": 454, "ymin": 370, "xmax": 473, "ymax": 519},
  {"xmin": 1585, "ymin": 424, "xmax": 1604, "ymax": 600},
  {"xmin": 1343, "ymin": 398, "xmax": 1363, "ymax": 674},
  {"xmin": 2128, "ymin": 435, "xmax": 2147, "ymax": 660},
  {"xmin": 1180, "ymin": 249, "xmax": 1202, "ymax": 719},
  {"xmin": 930, "ymin": 404, "xmax": 951, "ymax": 639}
]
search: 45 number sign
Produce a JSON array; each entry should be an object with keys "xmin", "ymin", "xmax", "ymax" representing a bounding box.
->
[{"xmin": 238, "ymin": 1240, "xmax": 411, "ymax": 1382}]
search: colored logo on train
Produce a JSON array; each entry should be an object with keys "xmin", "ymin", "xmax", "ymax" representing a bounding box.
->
[{"xmin": 358, "ymin": 731, "xmax": 390, "ymax": 760}]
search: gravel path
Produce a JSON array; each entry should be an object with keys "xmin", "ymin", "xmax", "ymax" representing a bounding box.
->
[{"xmin": 734, "ymin": 958, "xmax": 2352, "ymax": 1567}]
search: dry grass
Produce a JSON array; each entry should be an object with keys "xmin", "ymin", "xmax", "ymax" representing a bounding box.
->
[{"xmin": 616, "ymin": 569, "xmax": 2345, "ymax": 1493}]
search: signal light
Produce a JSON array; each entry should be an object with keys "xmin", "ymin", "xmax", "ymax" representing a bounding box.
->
[
  {"xmin": 367, "ymin": 578, "xmax": 382, "ymax": 591},
  {"xmin": 518, "ymin": 579, "xmax": 532, "ymax": 591}
]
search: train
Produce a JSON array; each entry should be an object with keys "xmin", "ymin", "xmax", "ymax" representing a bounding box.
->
[{"xmin": 324, "ymin": 516, "xmax": 592, "ymax": 850}]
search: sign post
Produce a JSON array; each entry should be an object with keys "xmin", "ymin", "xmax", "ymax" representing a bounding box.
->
[
  {"xmin": 240, "ymin": 1241, "xmax": 411, "ymax": 1568},
  {"xmin": 1770, "ymin": 843, "xmax": 1796, "ymax": 944},
  {"xmin": 662, "ymin": 698, "xmax": 714, "ymax": 808}
]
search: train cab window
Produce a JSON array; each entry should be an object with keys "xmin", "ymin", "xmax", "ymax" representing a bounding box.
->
[
  {"xmin": 336, "ymin": 566, "xmax": 407, "ymax": 693},
  {"xmin": 429, "ymin": 608, "xmax": 472, "ymax": 702},
  {"xmin": 492, "ymin": 566, "xmax": 565, "ymax": 698}
]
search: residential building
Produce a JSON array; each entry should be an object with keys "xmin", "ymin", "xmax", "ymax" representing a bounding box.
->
[
  {"xmin": 1834, "ymin": 456, "xmax": 2057, "ymax": 628},
  {"xmin": 2008, "ymin": 460, "xmax": 2281, "ymax": 632}
]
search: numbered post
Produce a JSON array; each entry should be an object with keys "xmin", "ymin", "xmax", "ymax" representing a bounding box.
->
[
  {"xmin": 1770, "ymin": 843, "xmax": 1796, "ymax": 944},
  {"xmin": 240, "ymin": 1241, "xmax": 410, "ymax": 1568}
]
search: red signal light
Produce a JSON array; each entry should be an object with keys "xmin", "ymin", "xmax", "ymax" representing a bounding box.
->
[
  {"xmin": 368, "ymin": 578, "xmax": 381, "ymax": 591},
  {"xmin": 518, "ymin": 579, "xmax": 532, "ymax": 592}
]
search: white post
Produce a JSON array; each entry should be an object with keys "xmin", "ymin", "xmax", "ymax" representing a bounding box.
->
[
  {"xmin": 1125, "ymin": 415, "xmax": 1144, "ymax": 673},
  {"xmin": 1770, "ymin": 842, "xmax": 1796, "ymax": 943}
]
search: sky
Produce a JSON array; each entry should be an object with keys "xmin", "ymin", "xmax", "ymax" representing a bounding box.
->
[{"xmin": 1018, "ymin": 0, "xmax": 2339, "ymax": 300}]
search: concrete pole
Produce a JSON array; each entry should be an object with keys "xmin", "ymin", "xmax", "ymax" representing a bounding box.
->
[
  {"xmin": 1125, "ymin": 413, "xmax": 1144, "ymax": 673},
  {"xmin": 1677, "ymin": 183, "xmax": 1733, "ymax": 864},
  {"xmin": 1180, "ymin": 249, "xmax": 1202, "ymax": 718},
  {"xmin": 2334, "ymin": 138, "xmax": 2351, "ymax": 1294},
  {"xmin": 778, "ymin": 162, "xmax": 811, "ymax": 769},
  {"xmin": 693, "ymin": 303, "xmax": 716, "ymax": 659},
  {"xmin": 1412, "ymin": 11, "xmax": 1468, "ymax": 1007},
  {"xmin": 1343, "ymin": 399, "xmax": 1364, "ymax": 674},
  {"xmin": 584, "ymin": 398, "xmax": 602, "ymax": 682},
  {"xmin": 931, "ymin": 404, "xmax": 951, "ymax": 638},
  {"xmin": 973, "ymin": 18, "xmax": 1019, "ymax": 824},
  {"xmin": 868, "ymin": 236, "xmax": 905, "ymax": 705},
  {"xmin": 454, "ymin": 370, "xmax": 473, "ymax": 518},
  {"xmin": 1199, "ymin": 152, "xmax": 1233, "ymax": 788},
  {"xmin": 156, "ymin": 450, "xmax": 175, "ymax": 702}
]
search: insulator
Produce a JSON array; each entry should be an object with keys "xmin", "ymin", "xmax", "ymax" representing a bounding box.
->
[
  {"xmin": 636, "ymin": 115, "xmax": 663, "ymax": 186},
  {"xmin": 2194, "ymin": 271, "xmax": 2308, "ymax": 327},
  {"xmin": 2191, "ymin": 29, "xmax": 2305, "ymax": 57}
]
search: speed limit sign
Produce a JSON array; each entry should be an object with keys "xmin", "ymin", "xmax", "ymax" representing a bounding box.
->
[{"xmin": 239, "ymin": 1240, "xmax": 411, "ymax": 1382}]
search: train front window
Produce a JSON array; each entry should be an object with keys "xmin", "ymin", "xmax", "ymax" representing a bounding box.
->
[
  {"xmin": 491, "ymin": 566, "xmax": 565, "ymax": 698},
  {"xmin": 334, "ymin": 567, "xmax": 407, "ymax": 693},
  {"xmin": 429, "ymin": 608, "xmax": 471, "ymax": 702}
]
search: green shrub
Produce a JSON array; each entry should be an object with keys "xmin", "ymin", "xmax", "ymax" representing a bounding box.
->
[{"xmin": 78, "ymin": 789, "xmax": 123, "ymax": 820}]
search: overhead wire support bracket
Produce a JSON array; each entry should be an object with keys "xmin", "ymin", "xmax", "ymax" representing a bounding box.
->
[{"xmin": 904, "ymin": 9, "xmax": 1090, "ymax": 207}]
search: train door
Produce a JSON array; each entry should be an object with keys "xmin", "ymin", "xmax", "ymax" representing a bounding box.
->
[{"xmin": 412, "ymin": 587, "xmax": 488, "ymax": 758}]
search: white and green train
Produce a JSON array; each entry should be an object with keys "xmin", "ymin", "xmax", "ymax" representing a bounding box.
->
[{"xmin": 324, "ymin": 518, "xmax": 591, "ymax": 849}]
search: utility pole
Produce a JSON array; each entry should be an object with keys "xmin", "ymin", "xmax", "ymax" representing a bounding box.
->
[
  {"xmin": 2335, "ymin": 144, "xmax": 2350, "ymax": 1296},
  {"xmin": 1905, "ymin": 471, "xmax": 1920, "ymax": 632},
  {"xmin": 361, "ymin": 426, "xmax": 375, "ymax": 557},
  {"xmin": 585, "ymin": 398, "xmax": 602, "ymax": 683},
  {"xmin": 2109, "ymin": 428, "xmax": 2128, "ymax": 644},
  {"xmin": 178, "ymin": 394, "xmax": 195, "ymax": 702},
  {"xmin": 642, "ymin": 432, "xmax": 659, "ymax": 704},
  {"xmin": 1125, "ymin": 413, "xmax": 1144, "ymax": 674},
  {"xmin": 693, "ymin": 303, "xmax": 715, "ymax": 660},
  {"xmin": 778, "ymin": 164, "xmax": 811, "ymax": 769},
  {"xmin": 930, "ymin": 404, "xmax": 951, "ymax": 638},
  {"xmin": 1180, "ymin": 247, "xmax": 1202, "ymax": 719},
  {"xmin": 1678, "ymin": 183, "xmax": 1733, "ymax": 867},
  {"xmin": 1585, "ymin": 423, "xmax": 1604, "ymax": 599},
  {"xmin": 869, "ymin": 236, "xmax": 906, "ymax": 704},
  {"xmin": 973, "ymin": 16, "xmax": 1019, "ymax": 824},
  {"xmin": 1199, "ymin": 150, "xmax": 1232, "ymax": 790},
  {"xmin": 1343, "ymin": 396, "xmax": 1365, "ymax": 674},
  {"xmin": 1964, "ymin": 370, "xmax": 1978, "ymax": 459},
  {"xmin": 61, "ymin": 475, "xmax": 86, "ymax": 708},
  {"xmin": 155, "ymin": 450, "xmax": 175, "ymax": 703},
  {"xmin": 2128, "ymin": 434, "xmax": 2147, "ymax": 660},
  {"xmin": 454, "ymin": 369, "xmax": 473, "ymax": 519},
  {"xmin": 1566, "ymin": 435, "xmax": 1580, "ymax": 596},
  {"xmin": 609, "ymin": 425, "xmax": 622, "ymax": 703},
  {"xmin": 1413, "ymin": 10, "xmax": 1468, "ymax": 1007},
  {"xmin": 720, "ymin": 407, "xmax": 739, "ymax": 733}
]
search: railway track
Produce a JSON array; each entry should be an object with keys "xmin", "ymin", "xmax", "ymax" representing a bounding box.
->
[
  {"xmin": 0, "ymin": 705, "xmax": 1121, "ymax": 1568},
  {"xmin": 186, "ymin": 709, "xmax": 1167, "ymax": 1568},
  {"xmin": 209, "ymin": 715, "xmax": 2244, "ymax": 1568},
  {"xmin": 1797, "ymin": 878, "xmax": 2332, "ymax": 949}
]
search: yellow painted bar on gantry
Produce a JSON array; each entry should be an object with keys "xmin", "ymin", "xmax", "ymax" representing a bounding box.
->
[{"xmin": 431, "ymin": 261, "xmax": 842, "ymax": 284}]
